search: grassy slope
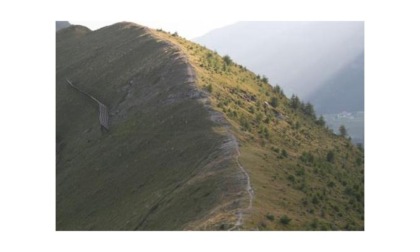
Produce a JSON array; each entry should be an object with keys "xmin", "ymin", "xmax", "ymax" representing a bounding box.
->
[
  {"xmin": 56, "ymin": 23, "xmax": 246, "ymax": 230},
  {"xmin": 155, "ymin": 30, "xmax": 364, "ymax": 230}
]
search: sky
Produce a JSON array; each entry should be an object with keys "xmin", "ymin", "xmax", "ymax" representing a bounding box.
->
[{"xmin": 69, "ymin": 20, "xmax": 237, "ymax": 39}]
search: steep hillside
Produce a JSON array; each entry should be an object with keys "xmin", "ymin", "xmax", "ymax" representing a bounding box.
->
[
  {"xmin": 194, "ymin": 21, "xmax": 365, "ymax": 159},
  {"xmin": 56, "ymin": 23, "xmax": 246, "ymax": 230},
  {"xmin": 57, "ymin": 22, "xmax": 364, "ymax": 231},
  {"xmin": 156, "ymin": 30, "xmax": 364, "ymax": 230}
]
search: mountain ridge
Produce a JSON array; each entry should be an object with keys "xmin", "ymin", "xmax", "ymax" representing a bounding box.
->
[
  {"xmin": 57, "ymin": 22, "xmax": 364, "ymax": 230},
  {"xmin": 57, "ymin": 23, "xmax": 248, "ymax": 230}
]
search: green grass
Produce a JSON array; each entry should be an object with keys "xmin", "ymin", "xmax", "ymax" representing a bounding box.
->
[
  {"xmin": 155, "ymin": 29, "xmax": 364, "ymax": 230},
  {"xmin": 56, "ymin": 23, "xmax": 241, "ymax": 230},
  {"xmin": 57, "ymin": 22, "xmax": 364, "ymax": 231}
]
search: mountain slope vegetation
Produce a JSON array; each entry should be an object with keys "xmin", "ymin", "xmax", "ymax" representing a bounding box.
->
[
  {"xmin": 194, "ymin": 21, "xmax": 365, "ymax": 145},
  {"xmin": 56, "ymin": 23, "xmax": 246, "ymax": 230},
  {"xmin": 56, "ymin": 22, "xmax": 364, "ymax": 231}
]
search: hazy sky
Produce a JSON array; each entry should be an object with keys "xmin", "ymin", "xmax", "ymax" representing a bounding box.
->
[
  {"xmin": 69, "ymin": 20, "xmax": 236, "ymax": 39},
  {"xmin": 195, "ymin": 21, "xmax": 364, "ymax": 99}
]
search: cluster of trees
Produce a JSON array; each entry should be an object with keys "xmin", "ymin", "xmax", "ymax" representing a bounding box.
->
[
  {"xmin": 289, "ymin": 94, "xmax": 348, "ymax": 138},
  {"xmin": 208, "ymin": 54, "xmax": 351, "ymax": 141},
  {"xmin": 290, "ymin": 94, "xmax": 318, "ymax": 121},
  {"xmin": 273, "ymin": 85, "xmax": 283, "ymax": 95}
]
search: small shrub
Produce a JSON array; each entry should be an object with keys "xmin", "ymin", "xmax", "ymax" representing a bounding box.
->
[
  {"xmin": 281, "ymin": 149, "xmax": 288, "ymax": 158},
  {"xmin": 302, "ymin": 102, "xmax": 316, "ymax": 119},
  {"xmin": 262, "ymin": 75, "xmax": 269, "ymax": 83},
  {"xmin": 270, "ymin": 96, "xmax": 279, "ymax": 108},
  {"xmin": 266, "ymin": 213, "xmax": 275, "ymax": 221},
  {"xmin": 274, "ymin": 85, "xmax": 282, "ymax": 94},
  {"xmin": 290, "ymin": 94, "xmax": 301, "ymax": 109},
  {"xmin": 326, "ymin": 151, "xmax": 335, "ymax": 162},
  {"xmin": 255, "ymin": 112, "xmax": 263, "ymax": 123},
  {"xmin": 205, "ymin": 84, "xmax": 213, "ymax": 93},
  {"xmin": 316, "ymin": 115, "xmax": 326, "ymax": 127},
  {"xmin": 310, "ymin": 218, "xmax": 319, "ymax": 229},
  {"xmin": 327, "ymin": 181, "xmax": 336, "ymax": 188},
  {"xmin": 287, "ymin": 175, "xmax": 296, "ymax": 183},
  {"xmin": 279, "ymin": 215, "xmax": 291, "ymax": 225},
  {"xmin": 262, "ymin": 127, "xmax": 269, "ymax": 139},
  {"xmin": 222, "ymin": 55, "xmax": 233, "ymax": 65},
  {"xmin": 344, "ymin": 186, "xmax": 354, "ymax": 196},
  {"xmin": 300, "ymin": 151, "xmax": 314, "ymax": 164},
  {"xmin": 356, "ymin": 157, "xmax": 363, "ymax": 166},
  {"xmin": 339, "ymin": 125, "xmax": 347, "ymax": 137},
  {"xmin": 293, "ymin": 121, "xmax": 300, "ymax": 130},
  {"xmin": 312, "ymin": 195, "xmax": 319, "ymax": 205},
  {"xmin": 296, "ymin": 167, "xmax": 305, "ymax": 177},
  {"xmin": 259, "ymin": 221, "xmax": 267, "ymax": 229},
  {"xmin": 240, "ymin": 115, "xmax": 250, "ymax": 131}
]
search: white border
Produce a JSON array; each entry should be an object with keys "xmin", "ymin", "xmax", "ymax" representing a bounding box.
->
[{"xmin": 2, "ymin": 0, "xmax": 420, "ymax": 251}]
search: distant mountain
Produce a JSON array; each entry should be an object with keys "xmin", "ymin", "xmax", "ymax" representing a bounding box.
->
[
  {"xmin": 57, "ymin": 22, "xmax": 364, "ymax": 231},
  {"xmin": 194, "ymin": 21, "xmax": 364, "ymax": 100},
  {"xmin": 56, "ymin": 21, "xmax": 71, "ymax": 31},
  {"xmin": 309, "ymin": 52, "xmax": 364, "ymax": 114},
  {"xmin": 194, "ymin": 21, "xmax": 364, "ymax": 144}
]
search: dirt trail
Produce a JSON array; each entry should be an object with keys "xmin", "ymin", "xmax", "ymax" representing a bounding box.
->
[
  {"xmin": 228, "ymin": 133, "xmax": 254, "ymax": 230},
  {"xmin": 181, "ymin": 59, "xmax": 254, "ymax": 230}
]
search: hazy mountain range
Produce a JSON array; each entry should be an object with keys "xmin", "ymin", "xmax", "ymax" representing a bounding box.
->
[
  {"xmin": 194, "ymin": 21, "xmax": 364, "ymax": 144},
  {"xmin": 308, "ymin": 51, "xmax": 364, "ymax": 114},
  {"xmin": 194, "ymin": 21, "xmax": 364, "ymax": 110}
]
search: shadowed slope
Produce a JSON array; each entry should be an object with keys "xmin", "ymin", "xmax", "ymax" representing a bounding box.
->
[{"xmin": 56, "ymin": 22, "xmax": 246, "ymax": 230}]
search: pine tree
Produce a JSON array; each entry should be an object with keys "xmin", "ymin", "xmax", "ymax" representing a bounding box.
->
[
  {"xmin": 290, "ymin": 94, "xmax": 300, "ymax": 109},
  {"xmin": 222, "ymin": 55, "xmax": 233, "ymax": 65},
  {"xmin": 274, "ymin": 85, "xmax": 281, "ymax": 94},
  {"xmin": 339, "ymin": 125, "xmax": 347, "ymax": 137},
  {"xmin": 303, "ymin": 102, "xmax": 316, "ymax": 119},
  {"xmin": 316, "ymin": 115, "xmax": 326, "ymax": 127}
]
